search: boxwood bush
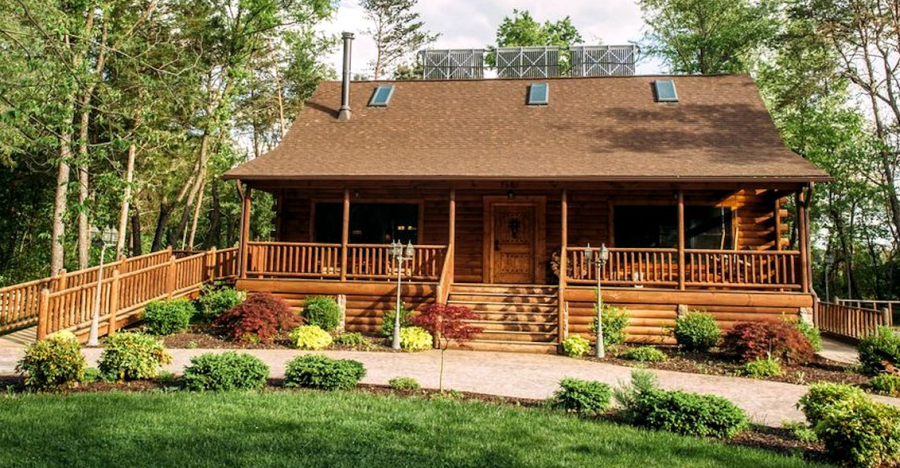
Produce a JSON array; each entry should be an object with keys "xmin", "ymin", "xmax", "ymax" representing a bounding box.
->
[
  {"xmin": 816, "ymin": 395, "xmax": 900, "ymax": 468},
  {"xmin": 797, "ymin": 382, "xmax": 866, "ymax": 427},
  {"xmin": 590, "ymin": 304, "xmax": 630, "ymax": 349},
  {"xmin": 16, "ymin": 331, "xmax": 86, "ymax": 391},
  {"xmin": 195, "ymin": 285, "xmax": 244, "ymax": 321},
  {"xmin": 562, "ymin": 335, "xmax": 590, "ymax": 358},
  {"xmin": 869, "ymin": 373, "xmax": 900, "ymax": 397},
  {"xmin": 290, "ymin": 325, "xmax": 333, "ymax": 350},
  {"xmin": 98, "ymin": 332, "xmax": 172, "ymax": 381},
  {"xmin": 400, "ymin": 326, "xmax": 432, "ymax": 351},
  {"xmin": 284, "ymin": 354, "xmax": 366, "ymax": 390},
  {"xmin": 142, "ymin": 299, "xmax": 195, "ymax": 335},
  {"xmin": 857, "ymin": 326, "xmax": 900, "ymax": 376},
  {"xmin": 739, "ymin": 356, "xmax": 783, "ymax": 378},
  {"xmin": 622, "ymin": 346, "xmax": 667, "ymax": 362},
  {"xmin": 181, "ymin": 352, "xmax": 269, "ymax": 391},
  {"xmin": 630, "ymin": 389, "xmax": 748, "ymax": 439},
  {"xmin": 389, "ymin": 376, "xmax": 421, "ymax": 391},
  {"xmin": 550, "ymin": 377, "xmax": 612, "ymax": 416},
  {"xmin": 300, "ymin": 296, "xmax": 341, "ymax": 332},
  {"xmin": 673, "ymin": 312, "xmax": 720, "ymax": 352}
]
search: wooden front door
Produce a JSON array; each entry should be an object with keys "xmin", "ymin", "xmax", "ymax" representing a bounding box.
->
[{"xmin": 485, "ymin": 198, "xmax": 545, "ymax": 284}]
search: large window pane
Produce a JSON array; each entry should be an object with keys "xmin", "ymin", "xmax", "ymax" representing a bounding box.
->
[
  {"xmin": 613, "ymin": 205, "xmax": 733, "ymax": 249},
  {"xmin": 314, "ymin": 203, "xmax": 419, "ymax": 244},
  {"xmin": 686, "ymin": 206, "xmax": 733, "ymax": 249}
]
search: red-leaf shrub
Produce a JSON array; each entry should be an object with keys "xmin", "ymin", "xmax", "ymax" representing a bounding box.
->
[
  {"xmin": 412, "ymin": 304, "xmax": 483, "ymax": 349},
  {"xmin": 722, "ymin": 321, "xmax": 814, "ymax": 365},
  {"xmin": 213, "ymin": 292, "xmax": 302, "ymax": 344}
]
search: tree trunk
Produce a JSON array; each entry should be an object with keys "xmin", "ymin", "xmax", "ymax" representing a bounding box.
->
[
  {"xmin": 50, "ymin": 145, "xmax": 71, "ymax": 275},
  {"xmin": 115, "ymin": 141, "xmax": 137, "ymax": 258},
  {"xmin": 151, "ymin": 198, "xmax": 171, "ymax": 252},
  {"xmin": 186, "ymin": 178, "xmax": 206, "ymax": 250},
  {"xmin": 131, "ymin": 206, "xmax": 142, "ymax": 256},
  {"xmin": 204, "ymin": 178, "xmax": 221, "ymax": 248},
  {"xmin": 77, "ymin": 129, "xmax": 90, "ymax": 269}
]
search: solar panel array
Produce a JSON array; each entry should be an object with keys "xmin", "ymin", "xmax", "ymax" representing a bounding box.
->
[
  {"xmin": 421, "ymin": 49, "xmax": 485, "ymax": 80},
  {"xmin": 496, "ymin": 47, "xmax": 561, "ymax": 79},
  {"xmin": 570, "ymin": 45, "xmax": 637, "ymax": 77}
]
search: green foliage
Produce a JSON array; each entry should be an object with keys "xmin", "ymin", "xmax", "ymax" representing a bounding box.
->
[
  {"xmin": 300, "ymin": 296, "xmax": 341, "ymax": 332},
  {"xmin": 333, "ymin": 332, "xmax": 372, "ymax": 348},
  {"xmin": 622, "ymin": 346, "xmax": 668, "ymax": 363},
  {"xmin": 673, "ymin": 312, "xmax": 720, "ymax": 352},
  {"xmin": 739, "ymin": 356, "xmax": 783, "ymax": 378},
  {"xmin": 562, "ymin": 335, "xmax": 590, "ymax": 358},
  {"xmin": 782, "ymin": 421, "xmax": 818, "ymax": 443},
  {"xmin": 550, "ymin": 378, "xmax": 612, "ymax": 416},
  {"xmin": 869, "ymin": 373, "xmax": 900, "ymax": 397},
  {"xmin": 181, "ymin": 352, "xmax": 269, "ymax": 391},
  {"xmin": 381, "ymin": 303, "xmax": 414, "ymax": 337},
  {"xmin": 613, "ymin": 369, "xmax": 660, "ymax": 418},
  {"xmin": 590, "ymin": 304, "xmax": 630, "ymax": 349},
  {"xmin": 98, "ymin": 333, "xmax": 172, "ymax": 381},
  {"xmin": 195, "ymin": 285, "xmax": 245, "ymax": 321},
  {"xmin": 388, "ymin": 376, "xmax": 420, "ymax": 391},
  {"xmin": 857, "ymin": 326, "xmax": 900, "ymax": 376},
  {"xmin": 795, "ymin": 320, "xmax": 822, "ymax": 352},
  {"xmin": 284, "ymin": 355, "xmax": 366, "ymax": 390},
  {"xmin": 399, "ymin": 326, "xmax": 432, "ymax": 352},
  {"xmin": 83, "ymin": 368, "xmax": 103, "ymax": 384},
  {"xmin": 630, "ymin": 389, "xmax": 749, "ymax": 439},
  {"xmin": 290, "ymin": 325, "xmax": 333, "ymax": 350},
  {"xmin": 816, "ymin": 396, "xmax": 900, "ymax": 468},
  {"xmin": 16, "ymin": 331, "xmax": 86, "ymax": 391},
  {"xmin": 359, "ymin": 0, "xmax": 439, "ymax": 79},
  {"xmin": 142, "ymin": 299, "xmax": 195, "ymax": 335},
  {"xmin": 797, "ymin": 382, "xmax": 866, "ymax": 427}
]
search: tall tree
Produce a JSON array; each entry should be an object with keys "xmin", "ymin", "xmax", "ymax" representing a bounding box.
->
[
  {"xmin": 638, "ymin": 0, "xmax": 777, "ymax": 74},
  {"xmin": 491, "ymin": 9, "xmax": 584, "ymax": 73},
  {"xmin": 360, "ymin": 0, "xmax": 438, "ymax": 79}
]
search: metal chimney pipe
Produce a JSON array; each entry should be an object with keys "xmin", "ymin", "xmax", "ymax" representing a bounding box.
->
[{"xmin": 338, "ymin": 32, "xmax": 354, "ymax": 122}]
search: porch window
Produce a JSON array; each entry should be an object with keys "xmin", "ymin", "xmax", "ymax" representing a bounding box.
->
[
  {"xmin": 314, "ymin": 203, "xmax": 419, "ymax": 244},
  {"xmin": 613, "ymin": 205, "xmax": 733, "ymax": 249}
]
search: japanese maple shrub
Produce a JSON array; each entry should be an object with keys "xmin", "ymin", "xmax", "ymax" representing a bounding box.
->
[
  {"xmin": 411, "ymin": 304, "xmax": 483, "ymax": 391},
  {"xmin": 213, "ymin": 292, "xmax": 302, "ymax": 344},
  {"xmin": 722, "ymin": 321, "xmax": 814, "ymax": 365}
]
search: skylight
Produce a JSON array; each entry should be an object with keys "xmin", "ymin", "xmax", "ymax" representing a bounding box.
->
[
  {"xmin": 654, "ymin": 80, "xmax": 678, "ymax": 102},
  {"xmin": 368, "ymin": 85, "xmax": 394, "ymax": 107},
  {"xmin": 528, "ymin": 83, "xmax": 549, "ymax": 105}
]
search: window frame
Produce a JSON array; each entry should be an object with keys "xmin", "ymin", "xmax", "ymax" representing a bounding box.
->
[
  {"xmin": 310, "ymin": 199, "xmax": 425, "ymax": 244},
  {"xmin": 610, "ymin": 201, "xmax": 736, "ymax": 250},
  {"xmin": 653, "ymin": 80, "xmax": 679, "ymax": 103},
  {"xmin": 368, "ymin": 85, "xmax": 395, "ymax": 107}
]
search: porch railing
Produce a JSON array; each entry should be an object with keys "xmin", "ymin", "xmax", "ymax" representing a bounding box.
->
[
  {"xmin": 816, "ymin": 302, "xmax": 892, "ymax": 340},
  {"xmin": 246, "ymin": 242, "xmax": 448, "ymax": 282},
  {"xmin": 565, "ymin": 246, "xmax": 802, "ymax": 290}
]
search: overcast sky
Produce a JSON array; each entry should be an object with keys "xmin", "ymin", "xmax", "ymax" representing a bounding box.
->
[{"xmin": 318, "ymin": 0, "xmax": 664, "ymax": 77}]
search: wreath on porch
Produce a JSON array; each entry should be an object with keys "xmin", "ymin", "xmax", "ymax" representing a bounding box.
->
[{"xmin": 550, "ymin": 250, "xmax": 589, "ymax": 281}]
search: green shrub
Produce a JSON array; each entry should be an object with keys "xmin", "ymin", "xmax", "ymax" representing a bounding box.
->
[
  {"xmin": 290, "ymin": 325, "xmax": 333, "ymax": 350},
  {"xmin": 333, "ymin": 332, "xmax": 372, "ymax": 348},
  {"xmin": 673, "ymin": 312, "xmax": 720, "ymax": 352},
  {"xmin": 857, "ymin": 326, "xmax": 900, "ymax": 376},
  {"xmin": 782, "ymin": 420, "xmax": 818, "ymax": 443},
  {"xmin": 550, "ymin": 377, "xmax": 612, "ymax": 416},
  {"xmin": 869, "ymin": 373, "xmax": 900, "ymax": 397},
  {"xmin": 622, "ymin": 346, "xmax": 668, "ymax": 362},
  {"xmin": 795, "ymin": 320, "xmax": 822, "ymax": 352},
  {"xmin": 83, "ymin": 367, "xmax": 103, "ymax": 384},
  {"xmin": 816, "ymin": 396, "xmax": 900, "ymax": 468},
  {"xmin": 562, "ymin": 335, "xmax": 590, "ymax": 357},
  {"xmin": 739, "ymin": 356, "xmax": 783, "ymax": 378},
  {"xmin": 797, "ymin": 382, "xmax": 866, "ymax": 427},
  {"xmin": 300, "ymin": 296, "xmax": 342, "ymax": 332},
  {"xmin": 400, "ymin": 326, "xmax": 432, "ymax": 352},
  {"xmin": 590, "ymin": 304, "xmax": 630, "ymax": 349},
  {"xmin": 181, "ymin": 352, "xmax": 269, "ymax": 391},
  {"xmin": 284, "ymin": 354, "xmax": 366, "ymax": 390},
  {"xmin": 613, "ymin": 369, "xmax": 659, "ymax": 419},
  {"xmin": 389, "ymin": 376, "xmax": 420, "ymax": 391},
  {"xmin": 195, "ymin": 285, "xmax": 244, "ymax": 321},
  {"xmin": 630, "ymin": 389, "xmax": 748, "ymax": 439},
  {"xmin": 16, "ymin": 331, "xmax": 86, "ymax": 391},
  {"xmin": 142, "ymin": 299, "xmax": 195, "ymax": 335},
  {"xmin": 99, "ymin": 332, "xmax": 172, "ymax": 381},
  {"xmin": 381, "ymin": 303, "xmax": 414, "ymax": 337}
]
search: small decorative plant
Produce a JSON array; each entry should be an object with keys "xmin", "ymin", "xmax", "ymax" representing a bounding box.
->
[
  {"xmin": 290, "ymin": 325, "xmax": 333, "ymax": 350},
  {"xmin": 195, "ymin": 285, "xmax": 245, "ymax": 321},
  {"xmin": 284, "ymin": 354, "xmax": 366, "ymax": 390},
  {"xmin": 300, "ymin": 296, "xmax": 341, "ymax": 332},
  {"xmin": 869, "ymin": 373, "xmax": 900, "ymax": 397},
  {"xmin": 590, "ymin": 304, "xmax": 630, "ymax": 350},
  {"xmin": 411, "ymin": 304, "xmax": 483, "ymax": 391},
  {"xmin": 857, "ymin": 326, "xmax": 900, "ymax": 376},
  {"xmin": 723, "ymin": 321, "xmax": 814, "ymax": 365},
  {"xmin": 673, "ymin": 311, "xmax": 720, "ymax": 352},
  {"xmin": 562, "ymin": 335, "xmax": 590, "ymax": 358},
  {"xmin": 213, "ymin": 292, "xmax": 301, "ymax": 344},
  {"xmin": 381, "ymin": 303, "xmax": 414, "ymax": 337},
  {"xmin": 550, "ymin": 377, "xmax": 612, "ymax": 416},
  {"xmin": 16, "ymin": 331, "xmax": 86, "ymax": 391},
  {"xmin": 622, "ymin": 346, "xmax": 667, "ymax": 363},
  {"xmin": 181, "ymin": 352, "xmax": 269, "ymax": 391},
  {"xmin": 399, "ymin": 326, "xmax": 433, "ymax": 352},
  {"xmin": 794, "ymin": 319, "xmax": 822, "ymax": 352},
  {"xmin": 816, "ymin": 394, "xmax": 900, "ymax": 468},
  {"xmin": 797, "ymin": 382, "xmax": 866, "ymax": 426},
  {"xmin": 99, "ymin": 332, "xmax": 172, "ymax": 381},
  {"xmin": 142, "ymin": 299, "xmax": 195, "ymax": 335},
  {"xmin": 333, "ymin": 332, "xmax": 372, "ymax": 349},
  {"xmin": 739, "ymin": 355, "xmax": 783, "ymax": 378},
  {"xmin": 389, "ymin": 376, "xmax": 421, "ymax": 391}
]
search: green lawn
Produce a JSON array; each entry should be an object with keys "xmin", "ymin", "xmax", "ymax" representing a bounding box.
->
[{"xmin": 0, "ymin": 390, "xmax": 826, "ymax": 468}]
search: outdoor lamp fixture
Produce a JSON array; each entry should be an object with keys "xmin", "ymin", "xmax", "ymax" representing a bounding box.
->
[
  {"xmin": 389, "ymin": 240, "xmax": 415, "ymax": 350},
  {"xmin": 88, "ymin": 226, "xmax": 119, "ymax": 346},
  {"xmin": 584, "ymin": 242, "xmax": 610, "ymax": 358}
]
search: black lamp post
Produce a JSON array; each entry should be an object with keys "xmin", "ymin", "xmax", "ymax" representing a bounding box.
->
[
  {"xmin": 389, "ymin": 240, "xmax": 415, "ymax": 349},
  {"xmin": 585, "ymin": 242, "xmax": 609, "ymax": 358}
]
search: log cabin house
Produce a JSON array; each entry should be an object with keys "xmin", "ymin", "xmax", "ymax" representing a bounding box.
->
[{"xmin": 223, "ymin": 41, "xmax": 830, "ymax": 353}]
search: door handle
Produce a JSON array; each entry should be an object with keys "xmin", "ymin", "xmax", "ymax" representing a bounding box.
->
[{"xmin": 494, "ymin": 239, "xmax": 500, "ymax": 251}]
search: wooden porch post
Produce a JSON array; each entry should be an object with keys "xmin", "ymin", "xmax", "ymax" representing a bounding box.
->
[
  {"xmin": 341, "ymin": 188, "xmax": 350, "ymax": 281},
  {"xmin": 798, "ymin": 188, "xmax": 810, "ymax": 293},
  {"xmin": 449, "ymin": 188, "xmax": 456, "ymax": 283},
  {"xmin": 239, "ymin": 185, "xmax": 252, "ymax": 279},
  {"xmin": 558, "ymin": 189, "xmax": 568, "ymax": 344},
  {"xmin": 677, "ymin": 189, "xmax": 685, "ymax": 290}
]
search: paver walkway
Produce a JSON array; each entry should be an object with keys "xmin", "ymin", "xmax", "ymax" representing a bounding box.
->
[
  {"xmin": 68, "ymin": 347, "xmax": 899, "ymax": 427},
  {"xmin": 818, "ymin": 337, "xmax": 859, "ymax": 364}
]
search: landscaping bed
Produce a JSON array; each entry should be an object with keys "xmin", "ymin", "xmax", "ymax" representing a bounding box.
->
[{"xmin": 161, "ymin": 326, "xmax": 398, "ymax": 352}]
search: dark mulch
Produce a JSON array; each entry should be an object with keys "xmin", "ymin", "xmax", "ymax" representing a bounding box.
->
[
  {"xmin": 160, "ymin": 326, "xmax": 399, "ymax": 352},
  {"xmin": 593, "ymin": 347, "xmax": 868, "ymax": 387}
]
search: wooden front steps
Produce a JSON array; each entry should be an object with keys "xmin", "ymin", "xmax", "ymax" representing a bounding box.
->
[{"xmin": 448, "ymin": 283, "xmax": 559, "ymax": 354}]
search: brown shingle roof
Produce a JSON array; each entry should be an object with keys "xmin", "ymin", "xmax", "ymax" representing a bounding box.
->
[{"xmin": 224, "ymin": 75, "xmax": 829, "ymax": 182}]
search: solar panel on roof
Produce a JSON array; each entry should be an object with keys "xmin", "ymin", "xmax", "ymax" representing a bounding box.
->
[
  {"xmin": 528, "ymin": 83, "xmax": 549, "ymax": 105},
  {"xmin": 654, "ymin": 80, "xmax": 678, "ymax": 102},
  {"xmin": 368, "ymin": 85, "xmax": 394, "ymax": 106}
]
